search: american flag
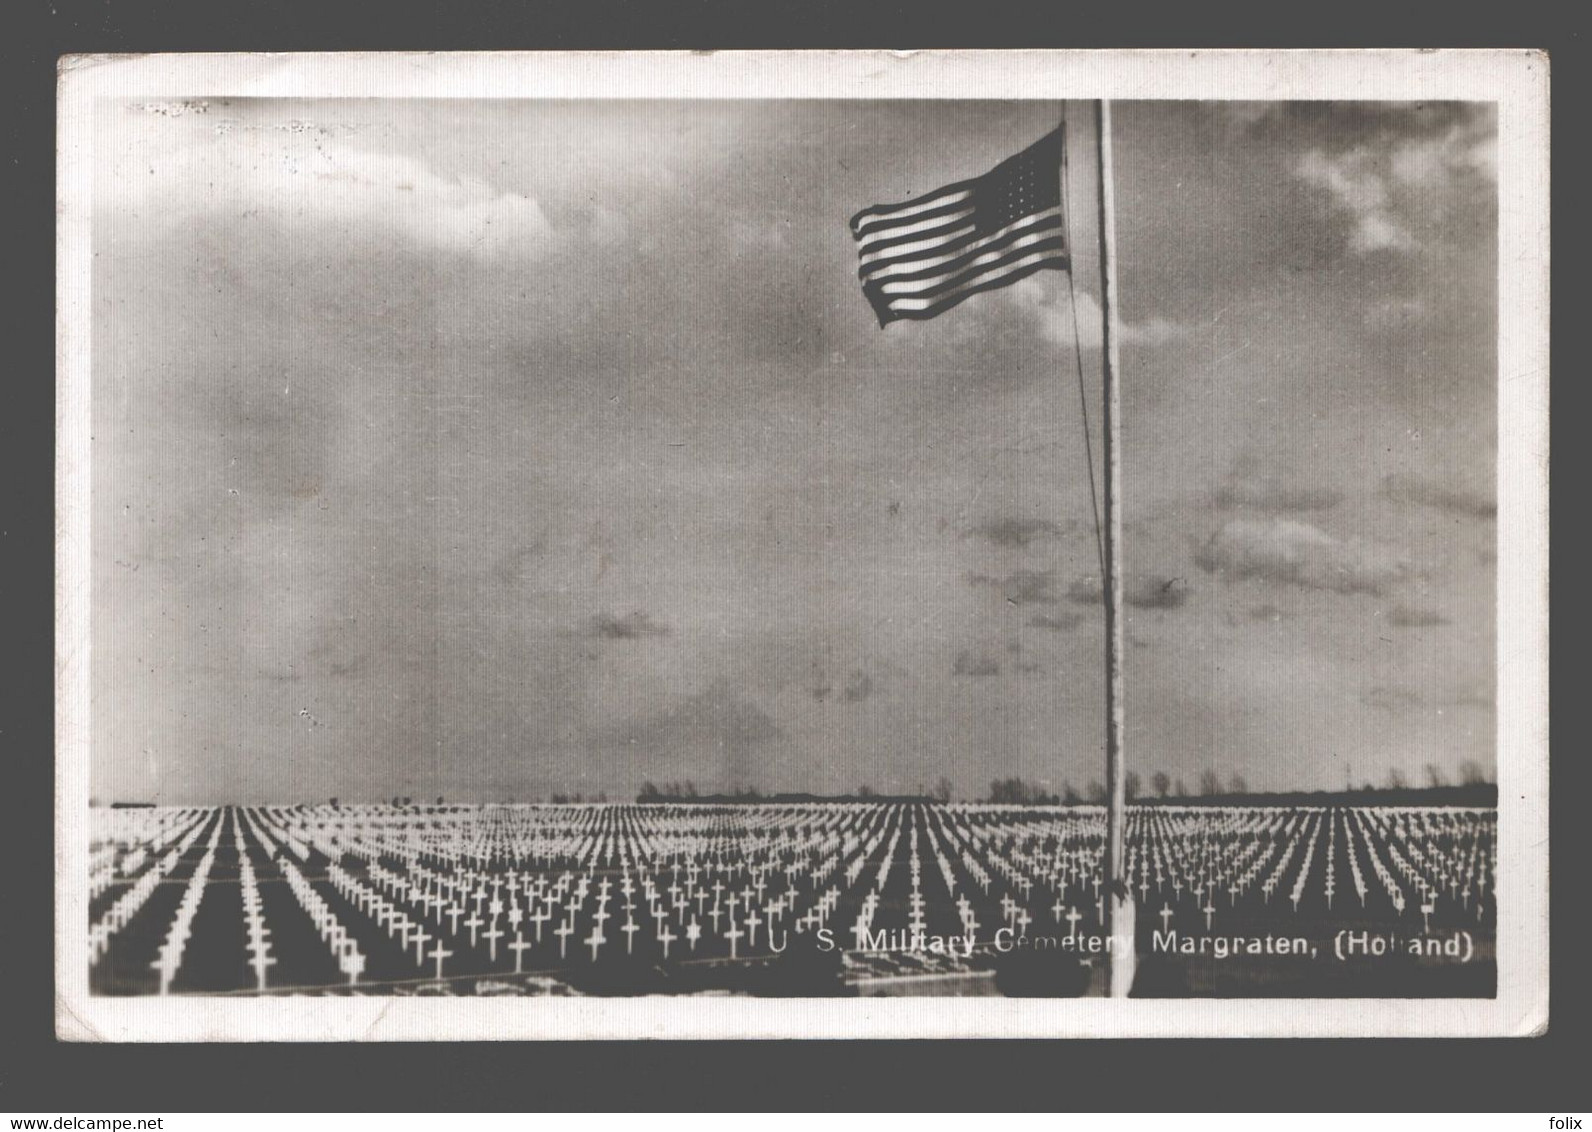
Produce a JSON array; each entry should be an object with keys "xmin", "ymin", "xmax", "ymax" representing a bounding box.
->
[{"xmin": 849, "ymin": 127, "xmax": 1069, "ymax": 327}]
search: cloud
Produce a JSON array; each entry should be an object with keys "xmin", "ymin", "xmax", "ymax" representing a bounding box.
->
[
  {"xmin": 969, "ymin": 517, "xmax": 1064, "ymax": 549},
  {"xmin": 1389, "ymin": 117, "xmax": 1497, "ymax": 190},
  {"xmin": 967, "ymin": 570, "xmax": 1057, "ymax": 606},
  {"xmin": 111, "ymin": 114, "xmax": 555, "ymax": 260},
  {"xmin": 1382, "ymin": 473, "xmax": 1495, "ymax": 520},
  {"xmin": 1296, "ymin": 148, "xmax": 1414, "ymax": 253},
  {"xmin": 841, "ymin": 670, "xmax": 875, "ymax": 703},
  {"xmin": 600, "ymin": 680, "xmax": 789, "ymax": 793},
  {"xmin": 1066, "ymin": 574, "xmax": 1190, "ymax": 610},
  {"xmin": 1027, "ymin": 612, "xmax": 1083, "ymax": 632},
  {"xmin": 1223, "ymin": 601, "xmax": 1294, "ymax": 628},
  {"xmin": 1294, "ymin": 107, "xmax": 1494, "ymax": 256},
  {"xmin": 1215, "ymin": 475, "xmax": 1343, "ymax": 512},
  {"xmin": 590, "ymin": 611, "xmax": 671, "ymax": 639},
  {"xmin": 1010, "ymin": 278, "xmax": 1193, "ymax": 350},
  {"xmin": 810, "ymin": 666, "xmax": 876, "ymax": 703},
  {"xmin": 1219, "ymin": 102, "xmax": 1278, "ymax": 129},
  {"xmin": 1196, "ymin": 519, "xmax": 1406, "ymax": 596},
  {"xmin": 952, "ymin": 651, "xmax": 1001, "ymax": 677},
  {"xmin": 1387, "ymin": 604, "xmax": 1448, "ymax": 628}
]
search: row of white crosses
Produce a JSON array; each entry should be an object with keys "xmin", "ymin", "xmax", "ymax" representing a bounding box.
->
[
  {"xmin": 245, "ymin": 807, "xmax": 370, "ymax": 985},
  {"xmin": 921, "ymin": 809, "xmax": 987, "ymax": 939},
  {"xmin": 937, "ymin": 808, "xmax": 1023, "ymax": 932},
  {"xmin": 899, "ymin": 805, "xmax": 1482, "ymax": 946},
  {"xmin": 1346, "ymin": 808, "xmax": 1411, "ymax": 914},
  {"xmin": 150, "ymin": 809, "xmax": 224, "ymax": 994},
  {"xmin": 235, "ymin": 814, "xmax": 275, "ymax": 990},
  {"xmin": 1286, "ymin": 811, "xmax": 1324, "ymax": 911},
  {"xmin": 1397, "ymin": 808, "xmax": 1493, "ymax": 915},
  {"xmin": 1322, "ymin": 810, "xmax": 1339, "ymax": 909},
  {"xmin": 1130, "ymin": 806, "xmax": 1280, "ymax": 914},
  {"xmin": 929, "ymin": 809, "xmax": 1095, "ymax": 935},
  {"xmin": 326, "ymin": 833, "xmax": 584, "ymax": 971},
  {"xmin": 937, "ymin": 804, "xmax": 1296, "ymax": 941},
  {"xmin": 95, "ymin": 801, "xmax": 1498, "ymax": 990},
  {"xmin": 1128, "ymin": 804, "xmax": 1496, "ymax": 929},
  {"xmin": 91, "ymin": 806, "xmax": 211, "ymax": 880},
  {"xmin": 1133, "ymin": 806, "xmax": 1314, "ymax": 918},
  {"xmin": 1349, "ymin": 807, "xmax": 1492, "ymax": 925},
  {"xmin": 325, "ymin": 859, "xmax": 454, "ymax": 980},
  {"xmin": 90, "ymin": 868, "xmax": 163, "ymax": 965},
  {"xmin": 89, "ymin": 841, "xmax": 121, "ymax": 901},
  {"xmin": 89, "ymin": 809, "xmax": 214, "ymax": 965}
]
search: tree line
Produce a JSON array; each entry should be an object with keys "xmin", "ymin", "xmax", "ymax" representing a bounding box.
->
[{"xmin": 310, "ymin": 761, "xmax": 1494, "ymax": 807}]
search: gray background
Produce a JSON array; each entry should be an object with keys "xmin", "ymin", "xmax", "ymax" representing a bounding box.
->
[{"xmin": 90, "ymin": 99, "xmax": 1497, "ymax": 803}]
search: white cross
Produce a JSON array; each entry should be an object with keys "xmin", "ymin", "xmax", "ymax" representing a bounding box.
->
[
  {"xmin": 152, "ymin": 946, "xmax": 182, "ymax": 995},
  {"xmin": 340, "ymin": 951, "xmax": 365, "ymax": 985},
  {"xmin": 621, "ymin": 917, "xmax": 639, "ymax": 955},
  {"xmin": 408, "ymin": 925, "xmax": 432, "ymax": 964},
  {"xmin": 1159, "ymin": 903, "xmax": 1174, "ymax": 932},
  {"xmin": 483, "ymin": 923, "xmax": 505, "ymax": 961},
  {"xmin": 509, "ymin": 932, "xmax": 532, "ymax": 974},
  {"xmin": 585, "ymin": 925, "xmax": 606, "ymax": 962},
  {"xmin": 428, "ymin": 940, "xmax": 452, "ymax": 980},
  {"xmin": 251, "ymin": 950, "xmax": 276, "ymax": 991},
  {"xmin": 657, "ymin": 922, "xmax": 677, "ymax": 959}
]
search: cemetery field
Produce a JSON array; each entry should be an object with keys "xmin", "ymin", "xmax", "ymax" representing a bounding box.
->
[{"xmin": 87, "ymin": 801, "xmax": 1495, "ymax": 998}]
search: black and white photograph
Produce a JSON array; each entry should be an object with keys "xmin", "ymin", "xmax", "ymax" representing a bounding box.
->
[{"xmin": 54, "ymin": 51, "xmax": 1549, "ymax": 1040}]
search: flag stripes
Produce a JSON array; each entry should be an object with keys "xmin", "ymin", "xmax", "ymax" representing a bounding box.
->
[{"xmin": 849, "ymin": 127, "xmax": 1069, "ymax": 326}]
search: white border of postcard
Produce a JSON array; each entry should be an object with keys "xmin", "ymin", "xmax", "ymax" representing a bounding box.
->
[{"xmin": 55, "ymin": 49, "xmax": 1549, "ymax": 1040}]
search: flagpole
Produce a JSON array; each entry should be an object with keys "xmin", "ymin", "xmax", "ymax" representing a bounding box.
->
[{"xmin": 1094, "ymin": 98, "xmax": 1135, "ymax": 998}]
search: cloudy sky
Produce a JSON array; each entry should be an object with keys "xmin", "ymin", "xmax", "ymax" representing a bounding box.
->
[{"xmin": 90, "ymin": 98, "xmax": 1497, "ymax": 804}]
